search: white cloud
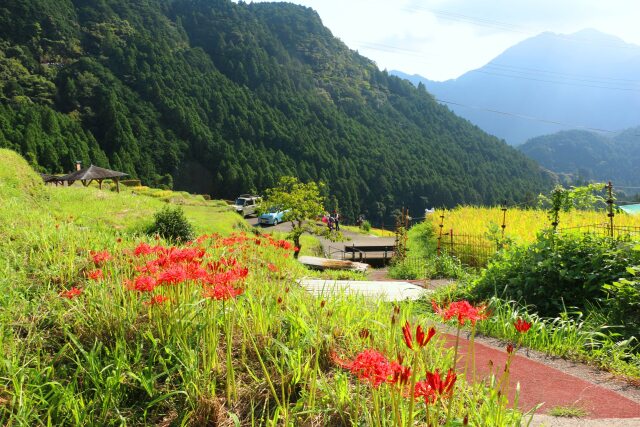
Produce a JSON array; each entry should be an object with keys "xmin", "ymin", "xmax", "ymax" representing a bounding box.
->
[{"xmin": 247, "ymin": 0, "xmax": 640, "ymax": 80}]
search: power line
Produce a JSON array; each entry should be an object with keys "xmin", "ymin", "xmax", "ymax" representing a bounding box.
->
[
  {"xmin": 470, "ymin": 69, "xmax": 640, "ymax": 92},
  {"xmin": 435, "ymin": 98, "xmax": 622, "ymax": 134},
  {"xmin": 486, "ymin": 62, "xmax": 640, "ymax": 85}
]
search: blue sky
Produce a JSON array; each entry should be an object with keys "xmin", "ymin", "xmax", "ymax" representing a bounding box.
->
[{"xmin": 246, "ymin": 0, "xmax": 640, "ymax": 81}]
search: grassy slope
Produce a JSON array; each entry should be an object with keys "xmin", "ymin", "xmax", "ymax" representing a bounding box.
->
[{"xmin": 0, "ymin": 149, "xmax": 527, "ymax": 425}]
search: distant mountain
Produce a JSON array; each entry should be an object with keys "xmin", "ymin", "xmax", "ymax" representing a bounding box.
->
[
  {"xmin": 0, "ymin": 0, "xmax": 552, "ymax": 221},
  {"xmin": 392, "ymin": 29, "xmax": 640, "ymax": 145},
  {"xmin": 519, "ymin": 127, "xmax": 640, "ymax": 185}
]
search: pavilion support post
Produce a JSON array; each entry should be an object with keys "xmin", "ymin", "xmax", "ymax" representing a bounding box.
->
[
  {"xmin": 115, "ymin": 178, "xmax": 120, "ymax": 193},
  {"xmin": 98, "ymin": 179, "xmax": 103, "ymax": 190}
]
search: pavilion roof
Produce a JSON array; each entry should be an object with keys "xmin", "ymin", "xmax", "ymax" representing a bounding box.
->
[
  {"xmin": 57, "ymin": 165, "xmax": 128, "ymax": 182},
  {"xmin": 39, "ymin": 173, "xmax": 59, "ymax": 183}
]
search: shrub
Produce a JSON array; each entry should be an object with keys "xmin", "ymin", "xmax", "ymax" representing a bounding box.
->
[
  {"xmin": 360, "ymin": 220, "xmax": 371, "ymax": 232},
  {"xmin": 603, "ymin": 262, "xmax": 640, "ymax": 335},
  {"xmin": 471, "ymin": 231, "xmax": 640, "ymax": 316},
  {"xmin": 147, "ymin": 206, "xmax": 195, "ymax": 242}
]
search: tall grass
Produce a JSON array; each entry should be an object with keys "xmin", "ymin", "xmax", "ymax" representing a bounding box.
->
[{"xmin": 0, "ymin": 149, "xmax": 531, "ymax": 425}]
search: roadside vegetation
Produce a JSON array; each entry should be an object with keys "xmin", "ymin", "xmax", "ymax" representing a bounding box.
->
[
  {"xmin": 400, "ymin": 185, "xmax": 640, "ymax": 380},
  {"xmin": 1, "ymin": 149, "xmax": 533, "ymax": 425}
]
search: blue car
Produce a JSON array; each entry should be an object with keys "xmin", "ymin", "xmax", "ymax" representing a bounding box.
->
[{"xmin": 258, "ymin": 207, "xmax": 288, "ymax": 226}]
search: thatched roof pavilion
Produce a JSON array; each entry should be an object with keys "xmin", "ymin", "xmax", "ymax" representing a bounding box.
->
[
  {"xmin": 57, "ymin": 165, "xmax": 128, "ymax": 192},
  {"xmin": 39, "ymin": 173, "xmax": 61, "ymax": 185}
]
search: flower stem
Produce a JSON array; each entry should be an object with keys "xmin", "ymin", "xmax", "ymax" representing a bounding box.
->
[{"xmin": 445, "ymin": 326, "xmax": 461, "ymax": 424}]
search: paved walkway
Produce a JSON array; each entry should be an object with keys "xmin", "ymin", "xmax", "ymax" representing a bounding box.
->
[
  {"xmin": 443, "ymin": 333, "xmax": 640, "ymax": 420},
  {"xmin": 298, "ymin": 279, "xmax": 429, "ymax": 301}
]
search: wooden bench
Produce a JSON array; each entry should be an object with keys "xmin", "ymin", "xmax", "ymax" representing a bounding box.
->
[{"xmin": 344, "ymin": 244, "xmax": 396, "ymax": 262}]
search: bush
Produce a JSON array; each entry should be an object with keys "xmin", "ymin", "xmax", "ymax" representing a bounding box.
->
[
  {"xmin": 147, "ymin": 206, "xmax": 195, "ymax": 242},
  {"xmin": 471, "ymin": 231, "xmax": 640, "ymax": 316},
  {"xmin": 360, "ymin": 220, "xmax": 371, "ymax": 232},
  {"xmin": 603, "ymin": 263, "xmax": 640, "ymax": 335},
  {"xmin": 388, "ymin": 253, "xmax": 467, "ymax": 280}
]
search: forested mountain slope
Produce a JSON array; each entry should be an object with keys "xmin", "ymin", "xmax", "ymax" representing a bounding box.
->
[
  {"xmin": 0, "ymin": 0, "xmax": 552, "ymax": 220},
  {"xmin": 519, "ymin": 127, "xmax": 640, "ymax": 185}
]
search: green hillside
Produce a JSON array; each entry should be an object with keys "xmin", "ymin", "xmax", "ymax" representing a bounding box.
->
[
  {"xmin": 519, "ymin": 127, "xmax": 640, "ymax": 185},
  {"xmin": 0, "ymin": 0, "xmax": 552, "ymax": 220}
]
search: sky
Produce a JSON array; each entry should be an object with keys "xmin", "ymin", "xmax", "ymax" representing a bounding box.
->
[{"xmin": 246, "ymin": 0, "xmax": 640, "ymax": 81}]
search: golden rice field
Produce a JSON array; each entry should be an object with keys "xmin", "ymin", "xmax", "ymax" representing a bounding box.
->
[{"xmin": 427, "ymin": 206, "xmax": 640, "ymax": 244}]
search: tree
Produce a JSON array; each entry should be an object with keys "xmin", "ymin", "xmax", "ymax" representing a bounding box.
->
[{"xmin": 264, "ymin": 176, "xmax": 325, "ymax": 258}]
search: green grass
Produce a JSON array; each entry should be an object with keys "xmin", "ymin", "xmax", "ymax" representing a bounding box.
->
[
  {"xmin": 426, "ymin": 285, "xmax": 640, "ymax": 380},
  {"xmin": 341, "ymin": 224, "xmax": 395, "ymax": 237},
  {"xmin": 548, "ymin": 405, "xmax": 588, "ymax": 418},
  {"xmin": 0, "ymin": 149, "xmax": 532, "ymax": 425}
]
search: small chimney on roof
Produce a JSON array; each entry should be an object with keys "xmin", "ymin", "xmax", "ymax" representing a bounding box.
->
[{"xmin": 75, "ymin": 161, "xmax": 82, "ymax": 171}]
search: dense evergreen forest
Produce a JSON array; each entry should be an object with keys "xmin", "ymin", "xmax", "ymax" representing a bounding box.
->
[
  {"xmin": 519, "ymin": 127, "xmax": 640, "ymax": 187},
  {"xmin": 0, "ymin": 0, "xmax": 553, "ymax": 221}
]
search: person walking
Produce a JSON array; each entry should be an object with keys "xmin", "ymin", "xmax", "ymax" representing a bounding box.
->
[{"xmin": 333, "ymin": 210, "xmax": 340, "ymax": 231}]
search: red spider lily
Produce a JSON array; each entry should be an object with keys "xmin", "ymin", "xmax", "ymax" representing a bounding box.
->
[
  {"xmin": 129, "ymin": 275, "xmax": 157, "ymax": 292},
  {"xmin": 144, "ymin": 295, "xmax": 170, "ymax": 306},
  {"xmin": 414, "ymin": 379, "xmax": 437, "ymax": 404},
  {"xmin": 506, "ymin": 343, "xmax": 515, "ymax": 354},
  {"xmin": 90, "ymin": 250, "xmax": 111, "ymax": 265},
  {"xmin": 294, "ymin": 246, "xmax": 300, "ymax": 252},
  {"xmin": 205, "ymin": 267, "xmax": 248, "ymax": 287},
  {"xmin": 185, "ymin": 262, "xmax": 209, "ymax": 281},
  {"xmin": 402, "ymin": 321, "xmax": 414, "ymax": 350},
  {"xmin": 514, "ymin": 318, "xmax": 532, "ymax": 333},
  {"xmin": 168, "ymin": 247, "xmax": 205, "ymax": 263},
  {"xmin": 158, "ymin": 264, "xmax": 188, "ymax": 285},
  {"xmin": 267, "ymin": 263, "xmax": 278, "ymax": 272},
  {"xmin": 431, "ymin": 300, "xmax": 488, "ymax": 326},
  {"xmin": 203, "ymin": 283, "xmax": 244, "ymax": 300},
  {"xmin": 60, "ymin": 287, "xmax": 82, "ymax": 299},
  {"xmin": 403, "ymin": 321, "xmax": 436, "ymax": 350},
  {"xmin": 86, "ymin": 269, "xmax": 103, "ymax": 280},
  {"xmin": 334, "ymin": 349, "xmax": 395, "ymax": 388},
  {"xmin": 389, "ymin": 362, "xmax": 412, "ymax": 387},
  {"xmin": 415, "ymin": 368, "xmax": 457, "ymax": 404},
  {"xmin": 277, "ymin": 296, "xmax": 283, "ymax": 305},
  {"xmin": 134, "ymin": 242, "xmax": 154, "ymax": 256},
  {"xmin": 275, "ymin": 240, "xmax": 292, "ymax": 250},
  {"xmin": 135, "ymin": 260, "xmax": 160, "ymax": 274},
  {"xmin": 207, "ymin": 257, "xmax": 238, "ymax": 272}
]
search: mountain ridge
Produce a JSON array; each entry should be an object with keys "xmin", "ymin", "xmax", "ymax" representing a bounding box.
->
[
  {"xmin": 0, "ymin": 0, "xmax": 552, "ymax": 220},
  {"xmin": 392, "ymin": 29, "xmax": 640, "ymax": 145}
]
